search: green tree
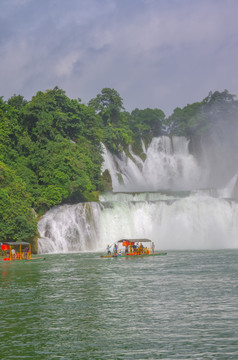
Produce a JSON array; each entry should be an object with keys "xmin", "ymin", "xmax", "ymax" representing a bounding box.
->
[
  {"xmin": 88, "ymin": 88, "xmax": 134, "ymax": 153},
  {"xmin": 166, "ymin": 102, "xmax": 202, "ymax": 137},
  {"xmin": 130, "ymin": 108, "xmax": 165, "ymax": 139},
  {"xmin": 0, "ymin": 97, "xmax": 23, "ymax": 163},
  {"xmin": 0, "ymin": 162, "xmax": 37, "ymax": 243},
  {"xmin": 166, "ymin": 90, "xmax": 238, "ymax": 139},
  {"xmin": 7, "ymin": 94, "xmax": 28, "ymax": 110},
  {"xmin": 88, "ymin": 88, "xmax": 124, "ymax": 126}
]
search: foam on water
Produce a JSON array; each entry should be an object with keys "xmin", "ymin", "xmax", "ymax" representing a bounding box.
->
[
  {"xmin": 38, "ymin": 136, "xmax": 238, "ymax": 253},
  {"xmin": 102, "ymin": 136, "xmax": 202, "ymax": 192},
  {"xmin": 38, "ymin": 195, "xmax": 238, "ymax": 253}
]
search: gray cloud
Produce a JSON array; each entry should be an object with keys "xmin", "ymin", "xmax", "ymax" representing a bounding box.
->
[{"xmin": 1, "ymin": 0, "xmax": 238, "ymax": 114}]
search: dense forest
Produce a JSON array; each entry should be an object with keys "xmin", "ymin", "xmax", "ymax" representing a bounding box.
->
[{"xmin": 1, "ymin": 87, "xmax": 238, "ymax": 250}]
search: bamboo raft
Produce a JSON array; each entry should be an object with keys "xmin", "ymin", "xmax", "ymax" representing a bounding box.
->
[
  {"xmin": 101, "ymin": 239, "xmax": 167, "ymax": 258},
  {"xmin": 0, "ymin": 241, "xmax": 46, "ymax": 263}
]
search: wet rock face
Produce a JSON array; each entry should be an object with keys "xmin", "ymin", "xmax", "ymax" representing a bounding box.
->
[{"xmin": 101, "ymin": 169, "xmax": 113, "ymax": 191}]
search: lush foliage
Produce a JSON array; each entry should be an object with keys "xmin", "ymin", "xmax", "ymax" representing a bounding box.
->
[
  {"xmin": 0, "ymin": 161, "xmax": 37, "ymax": 242},
  {"xmin": 166, "ymin": 90, "xmax": 238, "ymax": 138},
  {"xmin": 89, "ymin": 88, "xmax": 133, "ymax": 152},
  {"xmin": 0, "ymin": 88, "xmax": 103, "ymax": 245},
  {"xmin": 89, "ymin": 88, "xmax": 165, "ymax": 153},
  {"xmin": 1, "ymin": 86, "xmax": 237, "ymax": 246}
]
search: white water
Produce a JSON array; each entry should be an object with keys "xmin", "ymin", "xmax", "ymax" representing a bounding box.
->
[
  {"xmin": 102, "ymin": 137, "xmax": 202, "ymax": 191},
  {"xmin": 38, "ymin": 136, "xmax": 238, "ymax": 253}
]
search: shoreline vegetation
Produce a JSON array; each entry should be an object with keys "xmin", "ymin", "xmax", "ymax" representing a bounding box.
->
[{"xmin": 1, "ymin": 87, "xmax": 238, "ymax": 251}]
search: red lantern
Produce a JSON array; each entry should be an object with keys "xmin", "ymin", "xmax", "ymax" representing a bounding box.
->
[
  {"xmin": 2, "ymin": 244, "xmax": 10, "ymax": 250},
  {"xmin": 122, "ymin": 241, "xmax": 130, "ymax": 246}
]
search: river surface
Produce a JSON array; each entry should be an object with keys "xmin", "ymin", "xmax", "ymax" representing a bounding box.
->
[{"xmin": 1, "ymin": 250, "xmax": 238, "ymax": 359}]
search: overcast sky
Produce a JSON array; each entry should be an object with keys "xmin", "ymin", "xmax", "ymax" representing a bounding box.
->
[{"xmin": 1, "ymin": 0, "xmax": 238, "ymax": 115}]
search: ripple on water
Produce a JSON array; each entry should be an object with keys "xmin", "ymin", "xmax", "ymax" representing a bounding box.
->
[{"xmin": 1, "ymin": 250, "xmax": 238, "ymax": 359}]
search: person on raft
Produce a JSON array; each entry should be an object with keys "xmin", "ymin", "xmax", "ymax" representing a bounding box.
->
[
  {"xmin": 113, "ymin": 243, "xmax": 117, "ymax": 255},
  {"xmin": 106, "ymin": 245, "xmax": 111, "ymax": 255}
]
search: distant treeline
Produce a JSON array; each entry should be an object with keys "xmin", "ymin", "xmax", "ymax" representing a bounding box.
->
[{"xmin": 1, "ymin": 87, "xmax": 238, "ymax": 247}]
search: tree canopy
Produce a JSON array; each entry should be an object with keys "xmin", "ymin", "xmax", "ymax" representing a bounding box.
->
[
  {"xmin": 0, "ymin": 87, "xmax": 104, "ymax": 246},
  {"xmin": 1, "ymin": 86, "xmax": 237, "ymax": 247}
]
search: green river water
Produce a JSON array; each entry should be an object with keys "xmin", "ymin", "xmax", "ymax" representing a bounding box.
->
[{"xmin": 1, "ymin": 250, "xmax": 238, "ymax": 359}]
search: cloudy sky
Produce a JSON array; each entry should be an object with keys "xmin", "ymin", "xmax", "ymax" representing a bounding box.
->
[{"xmin": 1, "ymin": 0, "xmax": 238, "ymax": 115}]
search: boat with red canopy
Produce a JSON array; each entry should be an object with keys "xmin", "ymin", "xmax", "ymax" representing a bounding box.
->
[
  {"xmin": 101, "ymin": 238, "xmax": 167, "ymax": 258},
  {"xmin": 0, "ymin": 242, "xmax": 45, "ymax": 262}
]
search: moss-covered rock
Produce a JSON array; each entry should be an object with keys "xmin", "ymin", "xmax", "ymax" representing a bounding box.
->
[
  {"xmin": 32, "ymin": 233, "xmax": 39, "ymax": 254},
  {"xmin": 101, "ymin": 169, "xmax": 113, "ymax": 191},
  {"xmin": 83, "ymin": 191, "xmax": 99, "ymax": 202},
  {"xmin": 117, "ymin": 172, "xmax": 124, "ymax": 185}
]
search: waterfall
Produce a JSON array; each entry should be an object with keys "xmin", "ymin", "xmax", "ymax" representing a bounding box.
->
[
  {"xmin": 218, "ymin": 174, "xmax": 238, "ymax": 199},
  {"xmin": 38, "ymin": 136, "xmax": 238, "ymax": 253},
  {"xmin": 38, "ymin": 203, "xmax": 102, "ymax": 253},
  {"xmin": 38, "ymin": 195, "xmax": 238, "ymax": 253},
  {"xmin": 102, "ymin": 136, "xmax": 202, "ymax": 192}
]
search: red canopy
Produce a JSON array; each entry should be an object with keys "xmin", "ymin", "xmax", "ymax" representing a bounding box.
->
[
  {"xmin": 122, "ymin": 241, "xmax": 134, "ymax": 246},
  {"xmin": 1, "ymin": 244, "xmax": 10, "ymax": 251}
]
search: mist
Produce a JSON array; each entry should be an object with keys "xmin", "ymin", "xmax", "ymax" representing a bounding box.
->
[
  {"xmin": 194, "ymin": 96, "xmax": 238, "ymax": 189},
  {"xmin": 37, "ymin": 93, "xmax": 238, "ymax": 253}
]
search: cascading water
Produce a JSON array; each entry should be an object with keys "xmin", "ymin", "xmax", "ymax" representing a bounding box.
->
[
  {"xmin": 38, "ymin": 203, "xmax": 102, "ymax": 253},
  {"xmin": 38, "ymin": 136, "xmax": 238, "ymax": 253},
  {"xmin": 102, "ymin": 136, "xmax": 202, "ymax": 191}
]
